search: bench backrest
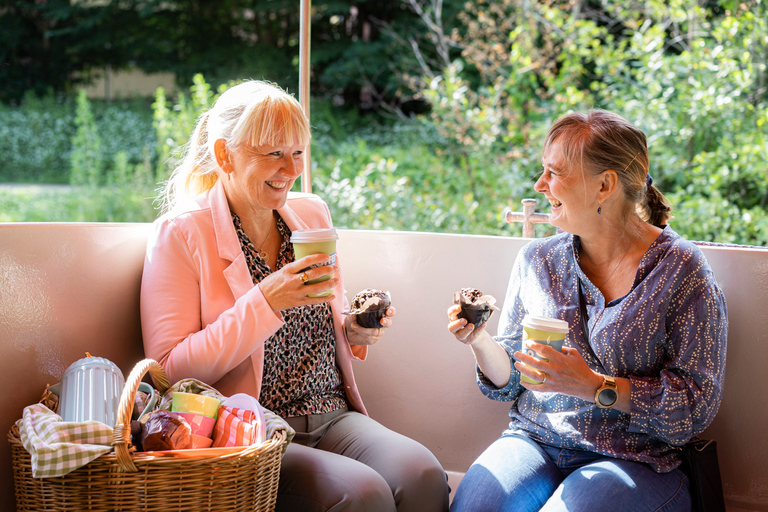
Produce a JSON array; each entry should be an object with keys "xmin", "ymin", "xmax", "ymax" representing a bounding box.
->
[
  {"xmin": 340, "ymin": 230, "xmax": 768, "ymax": 512},
  {"xmin": 1, "ymin": 223, "xmax": 766, "ymax": 511},
  {"xmin": 0, "ymin": 223, "xmax": 151, "ymax": 511}
]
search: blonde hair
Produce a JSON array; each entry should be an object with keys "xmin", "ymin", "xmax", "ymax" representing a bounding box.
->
[
  {"xmin": 542, "ymin": 109, "xmax": 672, "ymax": 227},
  {"xmin": 159, "ymin": 80, "xmax": 311, "ymax": 213}
]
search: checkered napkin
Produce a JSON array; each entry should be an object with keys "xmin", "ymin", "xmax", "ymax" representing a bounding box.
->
[{"xmin": 16, "ymin": 403, "xmax": 113, "ymax": 478}]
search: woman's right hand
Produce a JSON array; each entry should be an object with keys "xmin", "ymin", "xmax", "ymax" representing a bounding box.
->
[
  {"xmin": 259, "ymin": 253, "xmax": 339, "ymax": 312},
  {"xmin": 447, "ymin": 304, "xmax": 487, "ymax": 346},
  {"xmin": 447, "ymin": 304, "xmax": 512, "ymax": 387}
]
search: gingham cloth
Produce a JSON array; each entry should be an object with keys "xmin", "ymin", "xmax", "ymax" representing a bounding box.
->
[{"xmin": 16, "ymin": 403, "xmax": 113, "ymax": 478}]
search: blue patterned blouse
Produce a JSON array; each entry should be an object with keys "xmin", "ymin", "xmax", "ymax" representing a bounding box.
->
[{"xmin": 479, "ymin": 226, "xmax": 728, "ymax": 473}]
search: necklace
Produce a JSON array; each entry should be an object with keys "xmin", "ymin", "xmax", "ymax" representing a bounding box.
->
[
  {"xmin": 595, "ymin": 243, "xmax": 632, "ymax": 288},
  {"xmin": 255, "ymin": 217, "xmax": 273, "ymax": 263}
]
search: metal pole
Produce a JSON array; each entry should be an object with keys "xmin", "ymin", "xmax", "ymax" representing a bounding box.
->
[{"xmin": 299, "ymin": 0, "xmax": 312, "ymax": 193}]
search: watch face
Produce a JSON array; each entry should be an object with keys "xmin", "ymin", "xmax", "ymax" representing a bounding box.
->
[{"xmin": 598, "ymin": 388, "xmax": 618, "ymax": 407}]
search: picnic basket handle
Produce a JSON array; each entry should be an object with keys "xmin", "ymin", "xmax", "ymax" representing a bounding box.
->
[{"xmin": 113, "ymin": 358, "xmax": 171, "ymax": 472}]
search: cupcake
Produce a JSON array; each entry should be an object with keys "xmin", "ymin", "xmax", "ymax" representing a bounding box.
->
[
  {"xmin": 347, "ymin": 289, "xmax": 392, "ymax": 328},
  {"xmin": 454, "ymin": 288, "xmax": 497, "ymax": 326}
]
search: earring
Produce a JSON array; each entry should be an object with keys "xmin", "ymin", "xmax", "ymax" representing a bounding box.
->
[
  {"xmin": 597, "ymin": 202, "xmax": 602, "ymax": 215},
  {"xmin": 228, "ymin": 172, "xmax": 231, "ymax": 182}
]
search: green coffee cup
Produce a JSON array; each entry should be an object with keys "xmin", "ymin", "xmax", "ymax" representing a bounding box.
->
[
  {"xmin": 520, "ymin": 315, "xmax": 569, "ymax": 384},
  {"xmin": 290, "ymin": 228, "xmax": 338, "ymax": 298}
]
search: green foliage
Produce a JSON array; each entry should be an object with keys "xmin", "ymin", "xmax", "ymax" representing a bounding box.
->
[
  {"xmin": 3, "ymin": 0, "xmax": 767, "ymax": 250},
  {"xmin": 0, "ymin": 91, "xmax": 156, "ymax": 185},
  {"xmin": 309, "ymin": 109, "xmax": 530, "ymax": 236},
  {"xmin": 153, "ymin": 74, "xmax": 221, "ymax": 182},
  {"xmin": 0, "ymin": 90, "xmax": 159, "ymax": 222},
  {"xmin": 0, "ymin": 92, "xmax": 73, "ymax": 183},
  {"xmin": 1, "ymin": 0, "xmax": 464, "ymax": 110},
  {"xmin": 0, "ymin": 182, "xmax": 159, "ymax": 223},
  {"xmin": 70, "ymin": 89, "xmax": 103, "ymax": 187},
  {"xmin": 408, "ymin": 0, "xmax": 768, "ymax": 245}
]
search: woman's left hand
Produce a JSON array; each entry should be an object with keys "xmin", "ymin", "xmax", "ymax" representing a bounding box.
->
[
  {"xmin": 344, "ymin": 307, "xmax": 396, "ymax": 346},
  {"xmin": 513, "ymin": 343, "xmax": 602, "ymax": 402}
]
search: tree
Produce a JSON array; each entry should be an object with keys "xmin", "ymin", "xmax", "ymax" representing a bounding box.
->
[
  {"xmin": 1, "ymin": 0, "xmax": 80, "ymax": 103},
  {"xmin": 409, "ymin": 0, "xmax": 768, "ymax": 244},
  {"xmin": 0, "ymin": 0, "xmax": 467, "ymax": 110}
]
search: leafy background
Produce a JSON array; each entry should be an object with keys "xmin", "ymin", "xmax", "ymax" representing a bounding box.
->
[{"xmin": 1, "ymin": 0, "xmax": 766, "ymax": 245}]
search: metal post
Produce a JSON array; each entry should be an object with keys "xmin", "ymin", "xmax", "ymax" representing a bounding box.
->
[
  {"xmin": 299, "ymin": 0, "xmax": 312, "ymax": 193},
  {"xmin": 504, "ymin": 199, "xmax": 551, "ymax": 237}
]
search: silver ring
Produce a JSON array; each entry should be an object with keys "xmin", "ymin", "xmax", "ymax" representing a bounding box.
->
[
  {"xmin": 540, "ymin": 372, "xmax": 548, "ymax": 384},
  {"xmin": 300, "ymin": 272, "xmax": 308, "ymax": 284}
]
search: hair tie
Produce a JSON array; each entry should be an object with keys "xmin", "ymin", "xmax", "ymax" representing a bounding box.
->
[{"xmin": 646, "ymin": 174, "xmax": 653, "ymax": 187}]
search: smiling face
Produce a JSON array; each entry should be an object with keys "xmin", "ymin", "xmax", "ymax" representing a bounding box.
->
[
  {"xmin": 535, "ymin": 141, "xmax": 601, "ymax": 234},
  {"xmin": 206, "ymin": 82, "xmax": 312, "ymax": 220},
  {"xmin": 223, "ymin": 141, "xmax": 306, "ymax": 216}
]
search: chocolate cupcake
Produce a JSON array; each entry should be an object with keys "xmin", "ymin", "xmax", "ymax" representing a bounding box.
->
[
  {"xmin": 347, "ymin": 289, "xmax": 392, "ymax": 328},
  {"xmin": 454, "ymin": 288, "xmax": 497, "ymax": 326}
]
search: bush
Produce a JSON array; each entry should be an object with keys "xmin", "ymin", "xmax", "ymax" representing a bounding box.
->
[
  {"xmin": 2, "ymin": 40, "xmax": 766, "ymax": 247},
  {"xmin": 0, "ymin": 92, "xmax": 74, "ymax": 183},
  {"xmin": 0, "ymin": 182, "xmax": 159, "ymax": 223},
  {"xmin": 407, "ymin": 0, "xmax": 768, "ymax": 245},
  {"xmin": 0, "ymin": 91, "xmax": 156, "ymax": 185}
]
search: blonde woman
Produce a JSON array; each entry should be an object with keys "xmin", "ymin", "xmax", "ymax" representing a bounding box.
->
[{"xmin": 141, "ymin": 80, "xmax": 449, "ymax": 512}]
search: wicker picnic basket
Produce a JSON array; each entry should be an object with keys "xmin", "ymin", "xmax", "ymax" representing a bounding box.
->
[{"xmin": 8, "ymin": 359, "xmax": 286, "ymax": 512}]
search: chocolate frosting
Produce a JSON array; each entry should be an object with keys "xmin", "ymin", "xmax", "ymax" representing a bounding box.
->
[
  {"xmin": 346, "ymin": 288, "xmax": 392, "ymax": 315},
  {"xmin": 453, "ymin": 288, "xmax": 496, "ymax": 309}
]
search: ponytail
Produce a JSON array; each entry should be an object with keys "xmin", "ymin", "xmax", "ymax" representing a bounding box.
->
[
  {"xmin": 159, "ymin": 111, "xmax": 219, "ymax": 214},
  {"xmin": 638, "ymin": 180, "xmax": 673, "ymax": 228}
]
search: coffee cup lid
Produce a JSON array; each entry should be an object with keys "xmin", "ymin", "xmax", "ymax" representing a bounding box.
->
[
  {"xmin": 290, "ymin": 228, "xmax": 339, "ymax": 243},
  {"xmin": 522, "ymin": 315, "xmax": 569, "ymax": 333}
]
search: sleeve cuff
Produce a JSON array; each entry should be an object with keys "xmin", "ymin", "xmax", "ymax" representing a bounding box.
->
[{"xmin": 476, "ymin": 342, "xmax": 521, "ymax": 400}]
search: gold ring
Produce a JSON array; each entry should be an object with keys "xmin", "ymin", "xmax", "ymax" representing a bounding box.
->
[{"xmin": 300, "ymin": 272, "xmax": 308, "ymax": 284}]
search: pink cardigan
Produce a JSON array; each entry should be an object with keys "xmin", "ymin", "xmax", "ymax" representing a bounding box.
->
[{"xmin": 140, "ymin": 180, "xmax": 368, "ymax": 414}]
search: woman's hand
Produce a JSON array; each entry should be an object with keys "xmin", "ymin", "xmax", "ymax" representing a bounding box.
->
[
  {"xmin": 446, "ymin": 304, "xmax": 487, "ymax": 346},
  {"xmin": 258, "ymin": 253, "xmax": 339, "ymax": 312},
  {"xmin": 514, "ymin": 343, "xmax": 603, "ymax": 401},
  {"xmin": 447, "ymin": 304, "xmax": 511, "ymax": 388},
  {"xmin": 344, "ymin": 307, "xmax": 396, "ymax": 346}
]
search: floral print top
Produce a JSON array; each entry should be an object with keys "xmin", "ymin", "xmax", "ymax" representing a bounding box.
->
[
  {"xmin": 233, "ymin": 213, "xmax": 347, "ymax": 418},
  {"xmin": 481, "ymin": 226, "xmax": 728, "ymax": 473}
]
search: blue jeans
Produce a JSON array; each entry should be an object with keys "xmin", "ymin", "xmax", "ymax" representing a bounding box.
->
[{"xmin": 450, "ymin": 434, "xmax": 691, "ymax": 512}]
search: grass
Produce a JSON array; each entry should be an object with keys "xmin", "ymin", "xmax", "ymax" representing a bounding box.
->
[{"xmin": 0, "ymin": 184, "xmax": 159, "ymax": 223}]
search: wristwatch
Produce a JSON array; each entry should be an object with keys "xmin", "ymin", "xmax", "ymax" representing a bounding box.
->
[{"xmin": 595, "ymin": 375, "xmax": 618, "ymax": 409}]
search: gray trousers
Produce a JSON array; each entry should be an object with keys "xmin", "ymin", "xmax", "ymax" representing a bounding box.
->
[{"xmin": 277, "ymin": 408, "xmax": 450, "ymax": 512}]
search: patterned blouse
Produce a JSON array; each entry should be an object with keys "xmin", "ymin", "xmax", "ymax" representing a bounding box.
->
[
  {"xmin": 481, "ymin": 226, "xmax": 728, "ymax": 473},
  {"xmin": 232, "ymin": 213, "xmax": 347, "ymax": 418}
]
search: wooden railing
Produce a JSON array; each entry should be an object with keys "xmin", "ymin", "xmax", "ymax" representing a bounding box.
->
[{"xmin": 504, "ymin": 199, "xmax": 551, "ymax": 237}]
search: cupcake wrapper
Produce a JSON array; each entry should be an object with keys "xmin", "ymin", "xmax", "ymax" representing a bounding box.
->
[
  {"xmin": 356, "ymin": 310, "xmax": 385, "ymax": 329},
  {"xmin": 459, "ymin": 306, "xmax": 493, "ymax": 326}
]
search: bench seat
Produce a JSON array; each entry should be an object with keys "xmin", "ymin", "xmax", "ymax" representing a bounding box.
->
[{"xmin": 1, "ymin": 223, "xmax": 766, "ymax": 511}]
